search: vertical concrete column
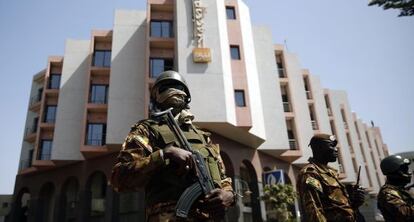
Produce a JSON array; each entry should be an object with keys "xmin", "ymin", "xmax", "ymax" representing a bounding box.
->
[
  {"xmin": 77, "ymin": 190, "xmax": 91, "ymax": 222},
  {"xmin": 104, "ymin": 186, "xmax": 119, "ymax": 222}
]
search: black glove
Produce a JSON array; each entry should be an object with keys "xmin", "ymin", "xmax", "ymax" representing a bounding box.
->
[{"xmin": 346, "ymin": 185, "xmax": 365, "ymax": 209}]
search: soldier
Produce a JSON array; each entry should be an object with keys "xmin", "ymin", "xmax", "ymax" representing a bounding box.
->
[
  {"xmin": 378, "ymin": 155, "xmax": 414, "ymax": 221},
  {"xmin": 297, "ymin": 134, "xmax": 366, "ymax": 222},
  {"xmin": 110, "ymin": 70, "xmax": 236, "ymax": 222}
]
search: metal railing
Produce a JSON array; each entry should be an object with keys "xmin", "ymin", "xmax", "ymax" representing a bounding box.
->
[
  {"xmin": 289, "ymin": 139, "xmax": 297, "ymax": 150},
  {"xmin": 24, "ymin": 126, "xmax": 37, "ymax": 136},
  {"xmin": 86, "ymin": 138, "xmax": 106, "ymax": 146},
  {"xmin": 44, "ymin": 118, "xmax": 56, "ymax": 123},
  {"xmin": 278, "ymin": 68, "xmax": 286, "ymax": 78},
  {"xmin": 39, "ymin": 153, "xmax": 51, "ymax": 160},
  {"xmin": 89, "ymin": 97, "xmax": 108, "ymax": 104},
  {"xmin": 19, "ymin": 159, "xmax": 32, "ymax": 169},
  {"xmin": 311, "ymin": 120, "xmax": 319, "ymax": 130},
  {"xmin": 283, "ymin": 102, "xmax": 292, "ymax": 112},
  {"xmin": 29, "ymin": 94, "xmax": 42, "ymax": 106}
]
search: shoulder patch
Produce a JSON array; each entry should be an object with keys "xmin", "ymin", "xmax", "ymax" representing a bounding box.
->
[
  {"xmin": 387, "ymin": 189, "xmax": 401, "ymax": 198},
  {"xmin": 305, "ymin": 176, "xmax": 323, "ymax": 193}
]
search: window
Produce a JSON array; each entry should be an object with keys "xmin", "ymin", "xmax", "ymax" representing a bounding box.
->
[
  {"xmin": 39, "ymin": 140, "xmax": 52, "ymax": 160},
  {"xmin": 230, "ymin": 45, "xmax": 241, "ymax": 60},
  {"xmin": 44, "ymin": 105, "xmax": 57, "ymax": 123},
  {"xmin": 276, "ymin": 53, "xmax": 285, "ymax": 78},
  {"xmin": 150, "ymin": 20, "xmax": 173, "ymax": 38},
  {"xmin": 90, "ymin": 84, "xmax": 108, "ymax": 104},
  {"xmin": 281, "ymin": 85, "xmax": 291, "ymax": 112},
  {"xmin": 150, "ymin": 58, "xmax": 174, "ymax": 78},
  {"xmin": 48, "ymin": 74, "xmax": 61, "ymax": 89},
  {"xmin": 303, "ymin": 76, "xmax": 312, "ymax": 99},
  {"xmin": 226, "ymin": 6, "xmax": 236, "ymax": 20},
  {"xmin": 86, "ymin": 123, "xmax": 106, "ymax": 146},
  {"xmin": 234, "ymin": 90, "xmax": 246, "ymax": 107},
  {"xmin": 93, "ymin": 50, "xmax": 111, "ymax": 67},
  {"xmin": 286, "ymin": 119, "xmax": 297, "ymax": 150},
  {"xmin": 32, "ymin": 117, "xmax": 39, "ymax": 133}
]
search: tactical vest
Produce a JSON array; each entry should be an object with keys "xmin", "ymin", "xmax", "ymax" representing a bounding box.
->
[{"xmin": 143, "ymin": 119, "xmax": 223, "ymax": 206}]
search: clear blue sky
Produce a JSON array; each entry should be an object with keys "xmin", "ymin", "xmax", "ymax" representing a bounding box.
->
[{"xmin": 0, "ymin": 0, "xmax": 413, "ymax": 194}]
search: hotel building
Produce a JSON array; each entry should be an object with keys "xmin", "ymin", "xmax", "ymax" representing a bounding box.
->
[{"xmin": 10, "ymin": 0, "xmax": 389, "ymax": 221}]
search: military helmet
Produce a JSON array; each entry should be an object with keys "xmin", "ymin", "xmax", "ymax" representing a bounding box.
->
[
  {"xmin": 380, "ymin": 155, "xmax": 411, "ymax": 175},
  {"xmin": 309, "ymin": 133, "xmax": 338, "ymax": 148},
  {"xmin": 150, "ymin": 70, "xmax": 191, "ymax": 103}
]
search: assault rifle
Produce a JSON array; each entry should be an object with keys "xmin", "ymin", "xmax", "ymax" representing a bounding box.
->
[{"xmin": 151, "ymin": 108, "xmax": 215, "ymax": 219}]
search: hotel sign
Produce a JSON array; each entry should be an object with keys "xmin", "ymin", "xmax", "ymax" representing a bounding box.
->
[{"xmin": 192, "ymin": 0, "xmax": 211, "ymax": 63}]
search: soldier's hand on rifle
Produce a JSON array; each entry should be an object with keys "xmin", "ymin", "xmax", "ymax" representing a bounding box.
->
[
  {"xmin": 199, "ymin": 188, "xmax": 234, "ymax": 218},
  {"xmin": 164, "ymin": 145, "xmax": 193, "ymax": 175},
  {"xmin": 346, "ymin": 185, "xmax": 365, "ymax": 208}
]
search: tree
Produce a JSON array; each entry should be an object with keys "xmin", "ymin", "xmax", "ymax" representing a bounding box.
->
[
  {"xmin": 261, "ymin": 184, "xmax": 297, "ymax": 222},
  {"xmin": 368, "ymin": 0, "xmax": 414, "ymax": 16}
]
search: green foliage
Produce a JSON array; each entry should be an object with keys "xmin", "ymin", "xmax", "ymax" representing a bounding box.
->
[
  {"xmin": 261, "ymin": 184, "xmax": 298, "ymax": 222},
  {"xmin": 368, "ymin": 0, "xmax": 414, "ymax": 16}
]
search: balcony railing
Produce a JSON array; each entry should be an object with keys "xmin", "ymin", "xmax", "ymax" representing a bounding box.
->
[
  {"xmin": 25, "ymin": 126, "xmax": 37, "ymax": 136},
  {"xmin": 86, "ymin": 137, "xmax": 106, "ymax": 146},
  {"xmin": 30, "ymin": 94, "xmax": 42, "ymax": 106},
  {"xmin": 338, "ymin": 163, "xmax": 345, "ymax": 173},
  {"xmin": 19, "ymin": 159, "xmax": 32, "ymax": 169},
  {"xmin": 288, "ymin": 139, "xmax": 297, "ymax": 150},
  {"xmin": 311, "ymin": 120, "xmax": 319, "ymax": 130},
  {"xmin": 278, "ymin": 68, "xmax": 286, "ymax": 78},
  {"xmin": 39, "ymin": 153, "xmax": 51, "ymax": 160},
  {"xmin": 306, "ymin": 91, "xmax": 312, "ymax": 100},
  {"xmin": 283, "ymin": 102, "xmax": 292, "ymax": 112},
  {"xmin": 343, "ymin": 122, "xmax": 348, "ymax": 129},
  {"xmin": 44, "ymin": 118, "xmax": 56, "ymax": 124},
  {"xmin": 327, "ymin": 108, "xmax": 332, "ymax": 116},
  {"xmin": 89, "ymin": 98, "xmax": 108, "ymax": 104}
]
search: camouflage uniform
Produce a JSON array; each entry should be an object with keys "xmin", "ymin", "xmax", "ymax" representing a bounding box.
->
[
  {"xmin": 297, "ymin": 158, "xmax": 355, "ymax": 222},
  {"xmin": 110, "ymin": 118, "xmax": 233, "ymax": 222},
  {"xmin": 377, "ymin": 183, "xmax": 414, "ymax": 222}
]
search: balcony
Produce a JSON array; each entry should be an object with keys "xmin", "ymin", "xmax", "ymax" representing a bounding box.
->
[
  {"xmin": 278, "ymin": 68, "xmax": 286, "ymax": 78},
  {"xmin": 29, "ymin": 94, "xmax": 42, "ymax": 111},
  {"xmin": 343, "ymin": 122, "xmax": 348, "ymax": 130},
  {"xmin": 19, "ymin": 159, "xmax": 32, "ymax": 170},
  {"xmin": 289, "ymin": 139, "xmax": 297, "ymax": 150},
  {"xmin": 306, "ymin": 91, "xmax": 312, "ymax": 100},
  {"xmin": 311, "ymin": 120, "xmax": 319, "ymax": 130},
  {"xmin": 327, "ymin": 108, "xmax": 332, "ymax": 116},
  {"xmin": 283, "ymin": 102, "xmax": 292, "ymax": 112},
  {"xmin": 24, "ymin": 126, "xmax": 37, "ymax": 142}
]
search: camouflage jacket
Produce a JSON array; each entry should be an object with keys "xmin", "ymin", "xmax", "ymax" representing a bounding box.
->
[
  {"xmin": 377, "ymin": 183, "xmax": 414, "ymax": 222},
  {"xmin": 110, "ymin": 118, "xmax": 233, "ymax": 220},
  {"xmin": 297, "ymin": 158, "xmax": 355, "ymax": 222}
]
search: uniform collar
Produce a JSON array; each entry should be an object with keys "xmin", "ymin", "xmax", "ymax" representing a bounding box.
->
[{"xmin": 309, "ymin": 157, "xmax": 338, "ymax": 177}]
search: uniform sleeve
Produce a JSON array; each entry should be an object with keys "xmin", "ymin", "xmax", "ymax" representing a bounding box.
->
[
  {"xmin": 382, "ymin": 190, "xmax": 414, "ymax": 221},
  {"xmin": 297, "ymin": 171, "xmax": 327, "ymax": 222},
  {"xmin": 110, "ymin": 123, "xmax": 165, "ymax": 192}
]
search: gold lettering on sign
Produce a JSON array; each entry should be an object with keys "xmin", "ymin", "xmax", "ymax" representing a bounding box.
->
[
  {"xmin": 192, "ymin": 0, "xmax": 211, "ymax": 63},
  {"xmin": 193, "ymin": 48, "xmax": 211, "ymax": 63}
]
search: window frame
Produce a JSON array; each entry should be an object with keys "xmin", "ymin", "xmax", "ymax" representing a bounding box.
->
[
  {"xmin": 39, "ymin": 139, "xmax": 53, "ymax": 160},
  {"xmin": 43, "ymin": 105, "xmax": 57, "ymax": 123},
  {"xmin": 230, "ymin": 45, "xmax": 241, "ymax": 60},
  {"xmin": 86, "ymin": 123, "xmax": 106, "ymax": 146},
  {"xmin": 93, "ymin": 50, "xmax": 111, "ymax": 67},
  {"xmin": 226, "ymin": 6, "xmax": 236, "ymax": 20},
  {"xmin": 89, "ymin": 84, "xmax": 109, "ymax": 104},
  {"xmin": 234, "ymin": 90, "xmax": 246, "ymax": 107},
  {"xmin": 48, "ymin": 74, "xmax": 61, "ymax": 89},
  {"xmin": 150, "ymin": 20, "xmax": 174, "ymax": 38},
  {"xmin": 149, "ymin": 58, "xmax": 174, "ymax": 78}
]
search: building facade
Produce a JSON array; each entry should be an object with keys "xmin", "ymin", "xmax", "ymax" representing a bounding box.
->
[{"xmin": 11, "ymin": 0, "xmax": 389, "ymax": 221}]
